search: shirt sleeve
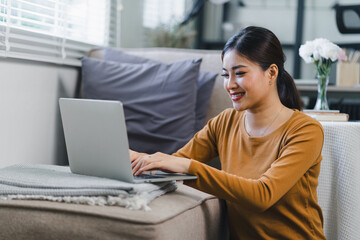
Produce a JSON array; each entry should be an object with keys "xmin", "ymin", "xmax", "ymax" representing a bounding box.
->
[{"xmin": 183, "ymin": 120, "xmax": 324, "ymax": 213}]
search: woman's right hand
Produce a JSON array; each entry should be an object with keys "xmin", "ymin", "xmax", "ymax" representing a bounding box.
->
[
  {"xmin": 129, "ymin": 149, "xmax": 149, "ymax": 175},
  {"xmin": 129, "ymin": 149, "xmax": 148, "ymax": 162}
]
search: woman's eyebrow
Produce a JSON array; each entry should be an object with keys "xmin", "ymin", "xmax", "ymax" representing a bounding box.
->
[{"xmin": 222, "ymin": 65, "xmax": 246, "ymax": 71}]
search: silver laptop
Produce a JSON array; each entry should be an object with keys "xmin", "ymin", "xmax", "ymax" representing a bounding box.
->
[{"xmin": 59, "ymin": 98, "xmax": 197, "ymax": 183}]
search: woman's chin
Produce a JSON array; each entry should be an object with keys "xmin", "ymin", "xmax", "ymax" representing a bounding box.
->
[{"xmin": 232, "ymin": 103, "xmax": 246, "ymax": 112}]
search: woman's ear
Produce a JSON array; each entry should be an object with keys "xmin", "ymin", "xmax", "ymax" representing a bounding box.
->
[{"xmin": 267, "ymin": 64, "xmax": 278, "ymax": 84}]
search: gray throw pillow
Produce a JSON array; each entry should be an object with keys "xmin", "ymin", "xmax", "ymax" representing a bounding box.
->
[
  {"xmin": 104, "ymin": 48, "xmax": 217, "ymax": 131},
  {"xmin": 81, "ymin": 57, "xmax": 201, "ymax": 154}
]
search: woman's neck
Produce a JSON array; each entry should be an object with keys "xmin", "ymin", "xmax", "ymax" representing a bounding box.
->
[{"xmin": 245, "ymin": 100, "xmax": 287, "ymax": 137}]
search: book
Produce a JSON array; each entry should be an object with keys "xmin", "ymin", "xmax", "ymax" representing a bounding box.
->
[
  {"xmin": 303, "ymin": 110, "xmax": 349, "ymax": 122},
  {"xmin": 303, "ymin": 109, "xmax": 340, "ymax": 113}
]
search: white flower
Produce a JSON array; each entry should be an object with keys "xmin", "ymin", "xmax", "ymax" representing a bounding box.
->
[
  {"xmin": 299, "ymin": 38, "xmax": 344, "ymax": 63},
  {"xmin": 324, "ymin": 47, "xmax": 339, "ymax": 61},
  {"xmin": 299, "ymin": 38, "xmax": 346, "ymax": 77},
  {"xmin": 312, "ymin": 49, "xmax": 321, "ymax": 61},
  {"xmin": 299, "ymin": 40, "xmax": 315, "ymax": 63},
  {"xmin": 317, "ymin": 38, "xmax": 341, "ymax": 61}
]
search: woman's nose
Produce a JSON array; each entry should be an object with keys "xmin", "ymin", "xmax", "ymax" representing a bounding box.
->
[{"xmin": 227, "ymin": 75, "xmax": 238, "ymax": 89}]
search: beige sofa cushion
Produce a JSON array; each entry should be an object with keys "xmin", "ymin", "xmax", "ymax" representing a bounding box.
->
[{"xmin": 0, "ymin": 183, "xmax": 227, "ymax": 240}]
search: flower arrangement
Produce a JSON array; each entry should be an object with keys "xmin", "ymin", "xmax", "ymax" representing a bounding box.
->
[
  {"xmin": 299, "ymin": 38, "xmax": 346, "ymax": 110},
  {"xmin": 299, "ymin": 38, "xmax": 346, "ymax": 77}
]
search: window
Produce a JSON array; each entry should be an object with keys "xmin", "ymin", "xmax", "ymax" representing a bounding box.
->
[
  {"xmin": 143, "ymin": 0, "xmax": 186, "ymax": 29},
  {"xmin": 140, "ymin": 0, "xmax": 190, "ymax": 48},
  {"xmin": 0, "ymin": 0, "xmax": 118, "ymax": 66}
]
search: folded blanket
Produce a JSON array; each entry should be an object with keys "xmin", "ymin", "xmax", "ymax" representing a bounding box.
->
[{"xmin": 0, "ymin": 164, "xmax": 177, "ymax": 210}]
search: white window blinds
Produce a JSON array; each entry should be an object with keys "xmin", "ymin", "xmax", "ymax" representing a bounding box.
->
[{"xmin": 0, "ymin": 0, "xmax": 117, "ymax": 66}]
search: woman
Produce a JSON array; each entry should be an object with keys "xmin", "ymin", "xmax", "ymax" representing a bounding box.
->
[{"xmin": 131, "ymin": 26, "xmax": 326, "ymax": 239}]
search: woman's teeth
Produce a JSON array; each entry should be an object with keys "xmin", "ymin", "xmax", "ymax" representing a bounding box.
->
[{"xmin": 232, "ymin": 92, "xmax": 245, "ymax": 99}]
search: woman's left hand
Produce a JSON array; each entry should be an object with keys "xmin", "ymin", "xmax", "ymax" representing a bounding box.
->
[{"xmin": 131, "ymin": 152, "xmax": 191, "ymax": 176}]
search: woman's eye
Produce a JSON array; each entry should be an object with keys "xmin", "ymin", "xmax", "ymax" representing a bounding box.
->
[
  {"xmin": 221, "ymin": 72, "xmax": 244, "ymax": 78},
  {"xmin": 236, "ymin": 72, "xmax": 245, "ymax": 76}
]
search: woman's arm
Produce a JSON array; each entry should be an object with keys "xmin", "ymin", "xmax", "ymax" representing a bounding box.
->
[{"xmin": 185, "ymin": 122, "xmax": 324, "ymax": 212}]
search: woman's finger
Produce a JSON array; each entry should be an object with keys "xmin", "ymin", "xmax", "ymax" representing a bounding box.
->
[
  {"xmin": 131, "ymin": 157, "xmax": 141, "ymax": 168},
  {"xmin": 131, "ymin": 152, "xmax": 150, "ymax": 173},
  {"xmin": 135, "ymin": 161, "xmax": 161, "ymax": 175},
  {"xmin": 130, "ymin": 150, "xmax": 147, "ymax": 163},
  {"xmin": 129, "ymin": 149, "xmax": 139, "ymax": 162},
  {"xmin": 132, "ymin": 154, "xmax": 152, "ymax": 174},
  {"xmin": 132, "ymin": 158, "xmax": 143, "ymax": 174}
]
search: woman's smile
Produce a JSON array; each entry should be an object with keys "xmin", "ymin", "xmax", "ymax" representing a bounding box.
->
[{"xmin": 230, "ymin": 91, "xmax": 245, "ymax": 101}]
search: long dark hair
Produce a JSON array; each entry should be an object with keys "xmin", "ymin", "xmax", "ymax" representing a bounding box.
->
[{"xmin": 221, "ymin": 26, "xmax": 303, "ymax": 110}]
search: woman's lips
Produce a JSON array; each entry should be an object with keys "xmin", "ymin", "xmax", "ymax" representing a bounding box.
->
[{"xmin": 231, "ymin": 92, "xmax": 245, "ymax": 101}]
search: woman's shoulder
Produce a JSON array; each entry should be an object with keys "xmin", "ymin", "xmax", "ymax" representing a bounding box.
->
[
  {"xmin": 214, "ymin": 108, "xmax": 244, "ymax": 122},
  {"xmin": 205, "ymin": 108, "xmax": 244, "ymax": 131},
  {"xmin": 219, "ymin": 108, "xmax": 243, "ymax": 117},
  {"xmin": 287, "ymin": 110, "xmax": 324, "ymax": 134}
]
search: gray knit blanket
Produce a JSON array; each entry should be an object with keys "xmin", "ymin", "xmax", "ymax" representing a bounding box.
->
[{"xmin": 0, "ymin": 164, "xmax": 177, "ymax": 210}]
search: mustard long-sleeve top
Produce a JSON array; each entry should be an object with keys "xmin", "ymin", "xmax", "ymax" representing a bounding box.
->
[{"xmin": 173, "ymin": 108, "xmax": 326, "ymax": 240}]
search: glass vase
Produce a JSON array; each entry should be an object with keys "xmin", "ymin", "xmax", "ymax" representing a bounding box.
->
[{"xmin": 313, "ymin": 73, "xmax": 329, "ymax": 110}]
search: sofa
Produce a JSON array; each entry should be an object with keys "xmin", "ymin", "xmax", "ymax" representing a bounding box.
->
[{"xmin": 0, "ymin": 47, "xmax": 231, "ymax": 240}]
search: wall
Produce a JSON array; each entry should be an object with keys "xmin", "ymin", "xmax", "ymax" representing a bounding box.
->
[
  {"xmin": 119, "ymin": 1, "xmax": 145, "ymax": 48},
  {"xmin": 0, "ymin": 58, "xmax": 79, "ymax": 167}
]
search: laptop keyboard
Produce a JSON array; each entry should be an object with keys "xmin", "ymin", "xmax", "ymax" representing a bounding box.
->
[{"xmin": 133, "ymin": 174, "xmax": 165, "ymax": 180}]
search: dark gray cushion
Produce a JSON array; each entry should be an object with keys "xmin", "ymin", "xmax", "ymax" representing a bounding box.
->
[
  {"xmin": 81, "ymin": 57, "xmax": 201, "ymax": 154},
  {"xmin": 104, "ymin": 48, "xmax": 217, "ymax": 131}
]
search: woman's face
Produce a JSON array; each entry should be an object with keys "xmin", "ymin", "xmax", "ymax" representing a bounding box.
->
[{"xmin": 222, "ymin": 50, "xmax": 273, "ymax": 112}]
